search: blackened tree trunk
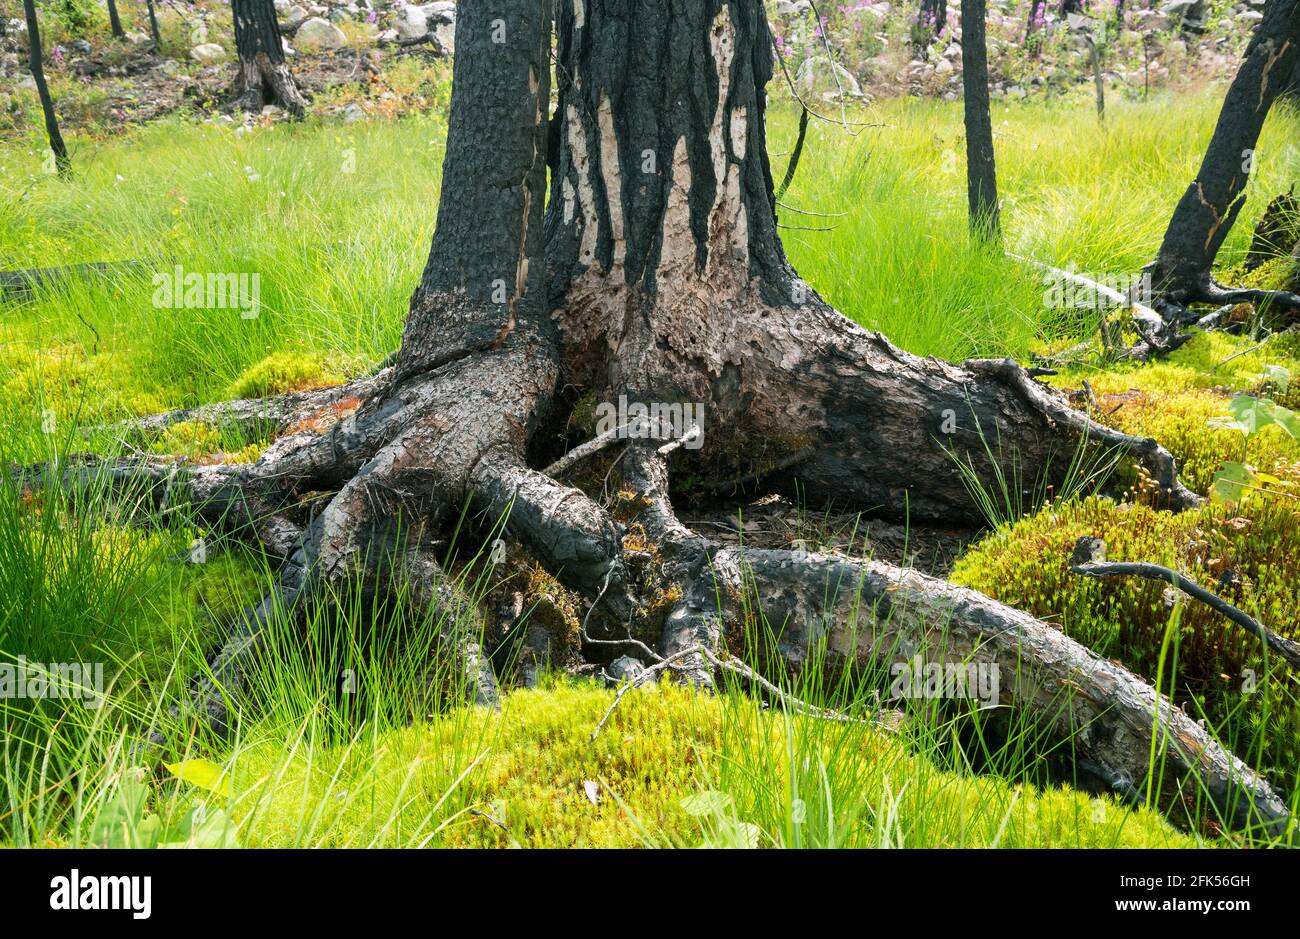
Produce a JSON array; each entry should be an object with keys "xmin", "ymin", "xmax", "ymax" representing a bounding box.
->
[
  {"xmin": 23, "ymin": 0, "xmax": 69, "ymax": 178},
  {"xmin": 1026, "ymin": 0, "xmax": 1047, "ymax": 34},
  {"xmin": 53, "ymin": 0, "xmax": 1284, "ymax": 835},
  {"xmin": 231, "ymin": 0, "xmax": 307, "ymax": 116},
  {"xmin": 107, "ymin": 0, "xmax": 125, "ymax": 38},
  {"xmin": 961, "ymin": 0, "xmax": 1000, "ymax": 240},
  {"xmin": 918, "ymin": 0, "xmax": 947, "ymax": 45},
  {"xmin": 145, "ymin": 0, "xmax": 162, "ymax": 49},
  {"xmin": 1148, "ymin": 0, "xmax": 1300, "ymax": 317}
]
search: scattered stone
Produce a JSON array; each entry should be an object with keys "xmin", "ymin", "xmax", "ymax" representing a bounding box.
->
[
  {"xmin": 394, "ymin": 4, "xmax": 428, "ymax": 41},
  {"xmin": 189, "ymin": 43, "xmax": 228, "ymax": 65},
  {"xmin": 295, "ymin": 17, "xmax": 348, "ymax": 50},
  {"xmin": 608, "ymin": 656, "xmax": 649, "ymax": 684},
  {"xmin": 282, "ymin": 5, "xmax": 308, "ymax": 30},
  {"xmin": 421, "ymin": 1, "xmax": 456, "ymax": 22},
  {"xmin": 342, "ymin": 101, "xmax": 366, "ymax": 123}
]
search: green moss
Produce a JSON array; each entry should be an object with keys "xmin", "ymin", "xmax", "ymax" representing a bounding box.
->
[
  {"xmin": 0, "ymin": 345, "xmax": 167, "ymax": 429},
  {"xmin": 952, "ymin": 495, "xmax": 1300, "ymax": 775},
  {"xmin": 228, "ymin": 352, "xmax": 342, "ymax": 400},
  {"xmin": 1047, "ymin": 331, "xmax": 1300, "ymax": 493},
  {"xmin": 150, "ymin": 421, "xmax": 267, "ymax": 464},
  {"xmin": 224, "ymin": 682, "xmax": 1194, "ymax": 848}
]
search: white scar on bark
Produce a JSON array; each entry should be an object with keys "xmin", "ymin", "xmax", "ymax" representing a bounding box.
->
[
  {"xmin": 573, "ymin": 0, "xmax": 584, "ymax": 30},
  {"xmin": 565, "ymin": 102, "xmax": 600, "ymax": 267},
  {"xmin": 597, "ymin": 94, "xmax": 626, "ymax": 271}
]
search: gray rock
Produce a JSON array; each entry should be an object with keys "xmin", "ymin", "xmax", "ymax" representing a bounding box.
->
[
  {"xmin": 296, "ymin": 17, "xmax": 348, "ymax": 49},
  {"xmin": 608, "ymin": 656, "xmax": 649, "ymax": 683},
  {"xmin": 777, "ymin": 0, "xmax": 812, "ymax": 14},
  {"xmin": 433, "ymin": 20, "xmax": 455, "ymax": 53},
  {"xmin": 274, "ymin": 0, "xmax": 290, "ymax": 12},
  {"xmin": 189, "ymin": 43, "xmax": 228, "ymax": 64},
  {"xmin": 1235, "ymin": 9, "xmax": 1263, "ymax": 21},
  {"xmin": 282, "ymin": 5, "xmax": 308, "ymax": 30},
  {"xmin": 421, "ymin": 1, "xmax": 455, "ymax": 23},
  {"xmin": 342, "ymin": 102, "xmax": 366, "ymax": 122},
  {"xmin": 394, "ymin": 4, "xmax": 428, "ymax": 40}
]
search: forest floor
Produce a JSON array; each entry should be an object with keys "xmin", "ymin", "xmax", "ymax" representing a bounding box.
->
[{"xmin": 2, "ymin": 82, "xmax": 1299, "ymax": 847}]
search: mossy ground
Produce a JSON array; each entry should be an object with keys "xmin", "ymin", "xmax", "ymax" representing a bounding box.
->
[{"xmin": 3, "ymin": 92, "xmax": 1299, "ymax": 848}]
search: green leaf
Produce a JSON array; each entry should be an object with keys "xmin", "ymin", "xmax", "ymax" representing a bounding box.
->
[
  {"xmin": 1227, "ymin": 395, "xmax": 1275, "ymax": 436},
  {"xmin": 1212, "ymin": 461, "xmax": 1255, "ymax": 505},
  {"xmin": 160, "ymin": 805, "xmax": 240, "ymax": 849},
  {"xmin": 165, "ymin": 758, "xmax": 231, "ymax": 798},
  {"xmin": 1262, "ymin": 364, "xmax": 1291, "ymax": 393},
  {"xmin": 89, "ymin": 768, "xmax": 161, "ymax": 849},
  {"xmin": 680, "ymin": 790, "xmax": 733, "ymax": 817}
]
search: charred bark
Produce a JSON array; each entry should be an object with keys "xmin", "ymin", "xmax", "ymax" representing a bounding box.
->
[
  {"xmin": 1149, "ymin": 0, "xmax": 1300, "ymax": 319},
  {"xmin": 961, "ymin": 0, "xmax": 1000, "ymax": 241},
  {"xmin": 146, "ymin": 0, "xmax": 162, "ymax": 49},
  {"xmin": 107, "ymin": 0, "xmax": 125, "ymax": 39},
  {"xmin": 23, "ymin": 0, "xmax": 69, "ymax": 178},
  {"xmin": 231, "ymin": 0, "xmax": 308, "ymax": 116}
]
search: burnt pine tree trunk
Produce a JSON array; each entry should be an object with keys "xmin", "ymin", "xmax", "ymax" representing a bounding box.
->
[
  {"xmin": 145, "ymin": 0, "xmax": 162, "ymax": 49},
  {"xmin": 23, "ymin": 0, "xmax": 69, "ymax": 177},
  {"xmin": 917, "ymin": 0, "xmax": 947, "ymax": 46},
  {"xmin": 961, "ymin": 0, "xmax": 1000, "ymax": 240},
  {"xmin": 78, "ymin": 0, "xmax": 1288, "ymax": 834},
  {"xmin": 231, "ymin": 0, "xmax": 307, "ymax": 116},
  {"xmin": 107, "ymin": 0, "xmax": 125, "ymax": 38},
  {"xmin": 1149, "ymin": 0, "xmax": 1300, "ymax": 317}
]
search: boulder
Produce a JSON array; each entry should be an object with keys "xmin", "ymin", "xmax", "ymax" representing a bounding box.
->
[
  {"xmin": 296, "ymin": 17, "xmax": 348, "ymax": 49},
  {"xmin": 189, "ymin": 43, "xmax": 228, "ymax": 64},
  {"xmin": 282, "ymin": 5, "xmax": 308, "ymax": 30},
  {"xmin": 394, "ymin": 4, "xmax": 428, "ymax": 40},
  {"xmin": 421, "ymin": 1, "xmax": 456, "ymax": 22}
]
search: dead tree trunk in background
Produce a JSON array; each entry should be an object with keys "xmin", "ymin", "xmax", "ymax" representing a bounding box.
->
[
  {"xmin": 231, "ymin": 0, "xmax": 307, "ymax": 116},
  {"xmin": 1026, "ymin": 0, "xmax": 1047, "ymax": 35},
  {"xmin": 31, "ymin": 0, "xmax": 1282, "ymax": 836},
  {"xmin": 145, "ymin": 0, "xmax": 162, "ymax": 49},
  {"xmin": 961, "ymin": 0, "xmax": 1000, "ymax": 240},
  {"xmin": 23, "ymin": 0, "xmax": 69, "ymax": 178},
  {"xmin": 107, "ymin": 0, "xmax": 125, "ymax": 38},
  {"xmin": 1148, "ymin": 0, "xmax": 1300, "ymax": 319},
  {"xmin": 917, "ymin": 0, "xmax": 947, "ymax": 48}
]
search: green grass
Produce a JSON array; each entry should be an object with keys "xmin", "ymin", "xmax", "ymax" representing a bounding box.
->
[{"xmin": 4, "ymin": 88, "xmax": 1300, "ymax": 848}]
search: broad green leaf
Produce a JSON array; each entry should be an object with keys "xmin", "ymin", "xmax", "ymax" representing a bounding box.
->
[
  {"xmin": 680, "ymin": 790, "xmax": 732, "ymax": 817},
  {"xmin": 165, "ymin": 758, "xmax": 231, "ymax": 798},
  {"xmin": 1227, "ymin": 395, "xmax": 1274, "ymax": 436},
  {"xmin": 1262, "ymin": 364, "xmax": 1291, "ymax": 393},
  {"xmin": 1212, "ymin": 461, "xmax": 1255, "ymax": 505},
  {"xmin": 160, "ymin": 806, "xmax": 240, "ymax": 849},
  {"xmin": 89, "ymin": 769, "xmax": 161, "ymax": 849}
]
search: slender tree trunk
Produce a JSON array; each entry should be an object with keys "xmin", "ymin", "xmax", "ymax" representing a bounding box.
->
[
  {"xmin": 107, "ymin": 0, "xmax": 125, "ymax": 38},
  {"xmin": 231, "ymin": 0, "xmax": 308, "ymax": 116},
  {"xmin": 918, "ymin": 0, "xmax": 947, "ymax": 44},
  {"xmin": 1026, "ymin": 0, "xmax": 1046, "ymax": 35},
  {"xmin": 145, "ymin": 0, "xmax": 162, "ymax": 49},
  {"xmin": 961, "ymin": 0, "xmax": 1000, "ymax": 240},
  {"xmin": 23, "ymin": 0, "xmax": 69, "ymax": 178},
  {"xmin": 1148, "ymin": 0, "xmax": 1300, "ymax": 315}
]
